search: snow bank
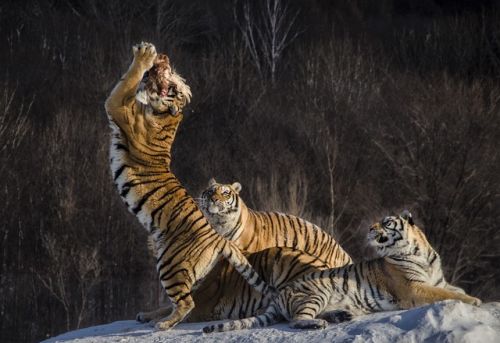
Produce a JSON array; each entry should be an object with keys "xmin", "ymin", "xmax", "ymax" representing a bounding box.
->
[{"xmin": 43, "ymin": 300, "xmax": 500, "ymax": 343}]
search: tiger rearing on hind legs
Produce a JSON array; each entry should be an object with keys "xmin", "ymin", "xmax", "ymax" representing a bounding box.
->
[{"xmin": 104, "ymin": 42, "xmax": 273, "ymax": 330}]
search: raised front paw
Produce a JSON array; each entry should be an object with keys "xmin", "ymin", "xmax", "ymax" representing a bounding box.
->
[{"xmin": 132, "ymin": 42, "xmax": 157, "ymax": 71}]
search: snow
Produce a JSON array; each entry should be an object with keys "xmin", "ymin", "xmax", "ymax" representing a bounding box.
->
[{"xmin": 43, "ymin": 301, "xmax": 500, "ymax": 343}]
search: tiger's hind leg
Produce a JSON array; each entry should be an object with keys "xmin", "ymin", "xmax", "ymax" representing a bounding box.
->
[
  {"xmin": 153, "ymin": 262, "xmax": 197, "ymax": 330},
  {"xmin": 319, "ymin": 310, "xmax": 353, "ymax": 323},
  {"xmin": 288, "ymin": 296, "xmax": 328, "ymax": 330},
  {"xmin": 155, "ymin": 295, "xmax": 195, "ymax": 331}
]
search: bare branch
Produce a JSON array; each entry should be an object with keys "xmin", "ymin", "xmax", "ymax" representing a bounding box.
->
[{"xmin": 233, "ymin": 0, "xmax": 300, "ymax": 85}]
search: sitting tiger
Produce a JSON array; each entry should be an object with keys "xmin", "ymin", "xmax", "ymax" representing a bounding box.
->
[
  {"xmin": 199, "ymin": 178, "xmax": 352, "ymax": 267},
  {"xmin": 140, "ymin": 178, "xmax": 351, "ymax": 324},
  {"xmin": 203, "ymin": 211, "xmax": 481, "ymax": 333}
]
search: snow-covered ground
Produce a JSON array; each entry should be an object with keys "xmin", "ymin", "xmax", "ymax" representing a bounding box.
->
[{"xmin": 43, "ymin": 300, "xmax": 500, "ymax": 343}]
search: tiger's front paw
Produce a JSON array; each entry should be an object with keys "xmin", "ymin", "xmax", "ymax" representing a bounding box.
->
[
  {"xmin": 132, "ymin": 42, "xmax": 157, "ymax": 71},
  {"xmin": 154, "ymin": 320, "xmax": 175, "ymax": 331},
  {"xmin": 289, "ymin": 319, "xmax": 328, "ymax": 330},
  {"xmin": 470, "ymin": 297, "xmax": 482, "ymax": 306},
  {"xmin": 321, "ymin": 310, "xmax": 353, "ymax": 323}
]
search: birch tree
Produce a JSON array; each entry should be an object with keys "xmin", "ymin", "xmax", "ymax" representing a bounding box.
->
[{"xmin": 233, "ymin": 0, "xmax": 300, "ymax": 85}]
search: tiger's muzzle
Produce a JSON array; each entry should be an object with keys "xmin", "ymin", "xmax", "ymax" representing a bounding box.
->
[{"xmin": 368, "ymin": 223, "xmax": 389, "ymax": 244}]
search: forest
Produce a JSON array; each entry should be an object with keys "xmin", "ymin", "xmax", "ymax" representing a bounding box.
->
[{"xmin": 1, "ymin": 0, "xmax": 499, "ymax": 342}]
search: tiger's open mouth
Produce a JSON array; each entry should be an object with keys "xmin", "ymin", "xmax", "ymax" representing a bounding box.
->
[
  {"xmin": 163, "ymin": 85, "xmax": 178, "ymax": 98},
  {"xmin": 148, "ymin": 84, "xmax": 181, "ymax": 115}
]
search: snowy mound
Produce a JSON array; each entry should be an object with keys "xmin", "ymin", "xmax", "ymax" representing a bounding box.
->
[{"xmin": 43, "ymin": 301, "xmax": 500, "ymax": 343}]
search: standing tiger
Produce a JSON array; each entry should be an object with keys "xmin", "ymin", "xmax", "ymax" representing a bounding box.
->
[
  {"xmin": 203, "ymin": 211, "xmax": 481, "ymax": 333},
  {"xmin": 104, "ymin": 42, "xmax": 274, "ymax": 330},
  {"xmin": 199, "ymin": 178, "xmax": 352, "ymax": 267}
]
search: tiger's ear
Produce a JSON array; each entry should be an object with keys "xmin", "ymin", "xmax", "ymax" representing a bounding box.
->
[
  {"xmin": 208, "ymin": 178, "xmax": 217, "ymax": 186},
  {"xmin": 231, "ymin": 182, "xmax": 242, "ymax": 194},
  {"xmin": 400, "ymin": 210, "xmax": 414, "ymax": 225}
]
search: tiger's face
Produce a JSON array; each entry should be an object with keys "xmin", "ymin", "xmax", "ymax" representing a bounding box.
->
[
  {"xmin": 144, "ymin": 83, "xmax": 186, "ymax": 114},
  {"xmin": 200, "ymin": 179, "xmax": 242, "ymax": 217},
  {"xmin": 368, "ymin": 210, "xmax": 421, "ymax": 257},
  {"xmin": 136, "ymin": 56, "xmax": 191, "ymax": 116}
]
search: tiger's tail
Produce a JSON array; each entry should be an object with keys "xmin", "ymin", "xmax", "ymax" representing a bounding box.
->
[
  {"xmin": 203, "ymin": 304, "xmax": 281, "ymax": 333},
  {"xmin": 221, "ymin": 241, "xmax": 276, "ymax": 296}
]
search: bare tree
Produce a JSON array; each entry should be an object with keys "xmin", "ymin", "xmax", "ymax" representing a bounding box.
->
[
  {"xmin": 35, "ymin": 234, "xmax": 72, "ymax": 331},
  {"xmin": 35, "ymin": 233, "xmax": 102, "ymax": 330},
  {"xmin": 233, "ymin": 0, "xmax": 300, "ymax": 85},
  {"xmin": 149, "ymin": 0, "xmax": 201, "ymax": 47},
  {"xmin": 0, "ymin": 82, "xmax": 33, "ymax": 173}
]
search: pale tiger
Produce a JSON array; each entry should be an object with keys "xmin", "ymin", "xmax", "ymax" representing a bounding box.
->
[
  {"xmin": 199, "ymin": 178, "xmax": 352, "ymax": 267},
  {"xmin": 203, "ymin": 211, "xmax": 480, "ymax": 332},
  {"xmin": 104, "ymin": 42, "xmax": 274, "ymax": 330}
]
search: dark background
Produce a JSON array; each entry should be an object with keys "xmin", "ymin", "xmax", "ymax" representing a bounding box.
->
[{"xmin": 1, "ymin": 0, "xmax": 499, "ymax": 342}]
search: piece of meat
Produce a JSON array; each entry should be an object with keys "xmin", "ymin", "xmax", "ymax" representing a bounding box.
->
[{"xmin": 146, "ymin": 53, "xmax": 172, "ymax": 96}]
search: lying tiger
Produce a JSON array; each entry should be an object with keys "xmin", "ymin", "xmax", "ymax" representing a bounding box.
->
[
  {"xmin": 203, "ymin": 211, "xmax": 480, "ymax": 332},
  {"xmin": 199, "ymin": 178, "xmax": 352, "ymax": 267}
]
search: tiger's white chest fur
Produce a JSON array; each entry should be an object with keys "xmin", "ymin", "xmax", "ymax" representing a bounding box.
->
[
  {"xmin": 394, "ymin": 251, "xmax": 447, "ymax": 286},
  {"xmin": 204, "ymin": 208, "xmax": 243, "ymax": 240}
]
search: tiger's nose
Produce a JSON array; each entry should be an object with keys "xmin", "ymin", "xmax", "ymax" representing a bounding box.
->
[{"xmin": 209, "ymin": 193, "xmax": 220, "ymax": 202}]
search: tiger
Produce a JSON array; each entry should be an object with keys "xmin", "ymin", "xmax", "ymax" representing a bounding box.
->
[
  {"xmin": 139, "ymin": 246, "xmax": 331, "ymax": 324},
  {"xmin": 199, "ymin": 178, "xmax": 352, "ymax": 267},
  {"xmin": 203, "ymin": 210, "xmax": 481, "ymax": 333},
  {"xmin": 104, "ymin": 42, "xmax": 274, "ymax": 330},
  {"xmin": 138, "ymin": 177, "xmax": 352, "ymax": 324}
]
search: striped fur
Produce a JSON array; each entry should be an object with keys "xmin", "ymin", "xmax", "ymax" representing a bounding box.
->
[
  {"xmin": 104, "ymin": 42, "xmax": 273, "ymax": 330},
  {"xmin": 203, "ymin": 211, "xmax": 481, "ymax": 333},
  {"xmin": 199, "ymin": 179, "xmax": 352, "ymax": 267},
  {"xmin": 140, "ymin": 247, "xmax": 331, "ymax": 324}
]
